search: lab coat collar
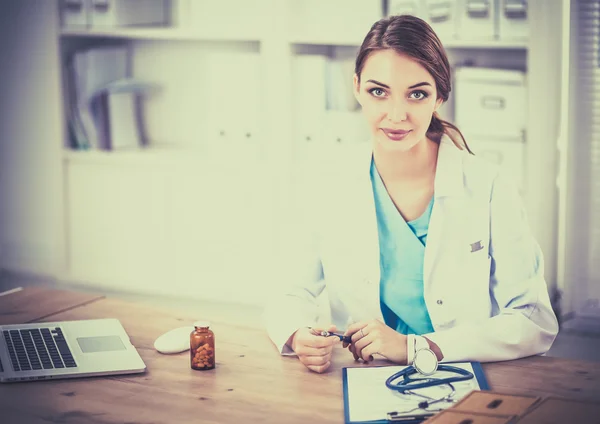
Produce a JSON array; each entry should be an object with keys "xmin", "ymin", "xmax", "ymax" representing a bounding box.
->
[{"xmin": 360, "ymin": 135, "xmax": 466, "ymax": 198}]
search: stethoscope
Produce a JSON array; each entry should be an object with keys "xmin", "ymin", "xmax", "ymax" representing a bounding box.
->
[
  {"xmin": 384, "ymin": 360, "xmax": 475, "ymax": 418},
  {"xmin": 385, "ymin": 363, "xmax": 474, "ymax": 393}
]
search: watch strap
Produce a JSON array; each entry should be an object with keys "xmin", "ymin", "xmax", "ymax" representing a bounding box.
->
[
  {"xmin": 406, "ymin": 334, "xmax": 416, "ymax": 365},
  {"xmin": 414, "ymin": 335, "xmax": 429, "ymax": 353}
]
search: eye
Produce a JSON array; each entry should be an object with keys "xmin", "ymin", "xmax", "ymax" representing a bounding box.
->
[
  {"xmin": 410, "ymin": 90, "xmax": 429, "ymax": 100},
  {"xmin": 368, "ymin": 87, "xmax": 386, "ymax": 97}
]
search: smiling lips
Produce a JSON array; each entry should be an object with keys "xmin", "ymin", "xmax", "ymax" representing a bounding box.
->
[{"xmin": 381, "ymin": 128, "xmax": 411, "ymax": 141}]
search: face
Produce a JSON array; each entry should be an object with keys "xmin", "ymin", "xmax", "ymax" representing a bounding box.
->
[{"xmin": 353, "ymin": 49, "xmax": 443, "ymax": 153}]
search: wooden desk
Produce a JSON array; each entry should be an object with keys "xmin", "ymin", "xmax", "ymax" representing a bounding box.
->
[
  {"xmin": 1, "ymin": 288, "xmax": 599, "ymax": 424},
  {"xmin": 0, "ymin": 286, "xmax": 104, "ymax": 326}
]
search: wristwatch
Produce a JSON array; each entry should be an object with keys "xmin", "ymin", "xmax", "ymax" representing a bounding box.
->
[{"xmin": 412, "ymin": 335, "xmax": 438, "ymax": 376}]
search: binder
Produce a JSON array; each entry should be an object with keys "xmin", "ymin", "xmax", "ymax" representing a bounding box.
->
[
  {"xmin": 64, "ymin": 60, "xmax": 91, "ymax": 149},
  {"xmin": 105, "ymin": 90, "xmax": 141, "ymax": 149},
  {"xmin": 97, "ymin": 79, "xmax": 156, "ymax": 150},
  {"xmin": 342, "ymin": 362, "xmax": 489, "ymax": 423},
  {"xmin": 70, "ymin": 46, "xmax": 130, "ymax": 149}
]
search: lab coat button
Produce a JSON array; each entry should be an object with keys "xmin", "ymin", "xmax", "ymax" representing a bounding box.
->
[{"xmin": 436, "ymin": 299, "xmax": 443, "ymax": 305}]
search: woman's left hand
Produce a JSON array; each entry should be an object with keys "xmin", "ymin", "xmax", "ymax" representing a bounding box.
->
[{"xmin": 343, "ymin": 319, "xmax": 408, "ymax": 364}]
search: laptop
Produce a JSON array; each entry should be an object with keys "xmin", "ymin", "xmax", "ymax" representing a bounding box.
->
[{"xmin": 0, "ymin": 318, "xmax": 146, "ymax": 383}]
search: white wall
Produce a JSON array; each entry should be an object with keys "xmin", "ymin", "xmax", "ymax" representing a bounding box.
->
[{"xmin": 0, "ymin": 0, "xmax": 66, "ymax": 275}]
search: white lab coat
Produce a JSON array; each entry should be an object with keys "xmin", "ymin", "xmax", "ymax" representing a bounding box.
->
[{"xmin": 263, "ymin": 136, "xmax": 558, "ymax": 363}]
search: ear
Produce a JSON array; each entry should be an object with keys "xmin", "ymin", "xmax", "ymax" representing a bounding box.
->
[
  {"xmin": 353, "ymin": 74, "xmax": 362, "ymax": 106},
  {"xmin": 433, "ymin": 97, "xmax": 444, "ymax": 113}
]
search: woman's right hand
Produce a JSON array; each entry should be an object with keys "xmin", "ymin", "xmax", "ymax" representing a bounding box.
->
[{"xmin": 290, "ymin": 325, "xmax": 341, "ymax": 373}]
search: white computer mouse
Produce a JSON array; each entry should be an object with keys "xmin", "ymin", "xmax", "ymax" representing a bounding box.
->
[{"xmin": 154, "ymin": 326, "xmax": 194, "ymax": 354}]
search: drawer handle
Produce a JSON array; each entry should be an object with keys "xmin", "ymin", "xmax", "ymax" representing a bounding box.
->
[
  {"xmin": 505, "ymin": 0, "xmax": 527, "ymax": 19},
  {"xmin": 92, "ymin": 0, "xmax": 110, "ymax": 12},
  {"xmin": 481, "ymin": 96, "xmax": 505, "ymax": 110},
  {"xmin": 63, "ymin": 0, "xmax": 83, "ymax": 11},
  {"xmin": 487, "ymin": 399, "xmax": 504, "ymax": 409},
  {"xmin": 466, "ymin": 0, "xmax": 489, "ymax": 18}
]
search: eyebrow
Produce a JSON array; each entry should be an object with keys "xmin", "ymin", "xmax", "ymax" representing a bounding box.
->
[{"xmin": 366, "ymin": 80, "xmax": 432, "ymax": 89}]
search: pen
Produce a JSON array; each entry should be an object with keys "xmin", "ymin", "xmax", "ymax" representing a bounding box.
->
[
  {"xmin": 309, "ymin": 328, "xmax": 352, "ymax": 343},
  {"xmin": 386, "ymin": 411, "xmax": 434, "ymax": 422}
]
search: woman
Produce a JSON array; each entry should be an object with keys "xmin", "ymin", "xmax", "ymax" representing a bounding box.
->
[{"xmin": 263, "ymin": 15, "xmax": 558, "ymax": 374}]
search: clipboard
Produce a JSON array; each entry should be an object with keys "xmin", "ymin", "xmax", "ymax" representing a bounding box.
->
[{"xmin": 342, "ymin": 362, "xmax": 489, "ymax": 424}]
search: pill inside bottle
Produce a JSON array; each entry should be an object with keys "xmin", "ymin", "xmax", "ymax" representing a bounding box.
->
[{"xmin": 190, "ymin": 321, "xmax": 215, "ymax": 371}]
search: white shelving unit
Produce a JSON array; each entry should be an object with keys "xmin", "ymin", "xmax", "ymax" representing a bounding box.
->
[
  {"xmin": 61, "ymin": 26, "xmax": 528, "ymax": 48},
  {"xmin": 287, "ymin": 36, "xmax": 528, "ymax": 49},
  {"xmin": 0, "ymin": 0, "xmax": 565, "ymax": 308},
  {"xmin": 60, "ymin": 27, "xmax": 262, "ymax": 42}
]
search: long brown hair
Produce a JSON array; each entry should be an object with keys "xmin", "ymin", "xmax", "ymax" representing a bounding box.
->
[{"xmin": 355, "ymin": 15, "xmax": 473, "ymax": 154}]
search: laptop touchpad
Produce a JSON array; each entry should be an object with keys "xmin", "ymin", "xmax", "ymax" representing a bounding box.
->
[{"xmin": 77, "ymin": 336, "xmax": 126, "ymax": 353}]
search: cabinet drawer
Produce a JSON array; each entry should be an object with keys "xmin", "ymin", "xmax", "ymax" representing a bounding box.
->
[
  {"xmin": 455, "ymin": 67, "xmax": 527, "ymax": 140},
  {"xmin": 456, "ymin": 0, "xmax": 496, "ymax": 39},
  {"xmin": 498, "ymin": 0, "xmax": 529, "ymax": 40}
]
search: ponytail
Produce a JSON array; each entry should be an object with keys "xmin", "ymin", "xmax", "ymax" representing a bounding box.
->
[{"xmin": 427, "ymin": 112, "xmax": 474, "ymax": 155}]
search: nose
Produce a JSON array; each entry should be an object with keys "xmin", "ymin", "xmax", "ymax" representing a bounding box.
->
[{"xmin": 387, "ymin": 99, "xmax": 408, "ymax": 123}]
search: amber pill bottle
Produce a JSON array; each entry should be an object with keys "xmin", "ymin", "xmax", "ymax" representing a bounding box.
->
[{"xmin": 190, "ymin": 321, "xmax": 215, "ymax": 370}]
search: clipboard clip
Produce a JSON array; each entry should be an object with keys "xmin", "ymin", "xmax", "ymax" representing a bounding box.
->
[{"xmin": 386, "ymin": 411, "xmax": 434, "ymax": 422}]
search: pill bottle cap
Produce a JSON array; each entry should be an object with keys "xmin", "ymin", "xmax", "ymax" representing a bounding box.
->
[{"xmin": 193, "ymin": 321, "xmax": 211, "ymax": 329}]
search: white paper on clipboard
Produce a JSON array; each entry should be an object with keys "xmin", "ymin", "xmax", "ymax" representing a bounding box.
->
[{"xmin": 344, "ymin": 362, "xmax": 484, "ymax": 423}]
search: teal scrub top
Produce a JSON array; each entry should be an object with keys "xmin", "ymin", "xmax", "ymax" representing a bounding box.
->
[{"xmin": 370, "ymin": 158, "xmax": 435, "ymax": 335}]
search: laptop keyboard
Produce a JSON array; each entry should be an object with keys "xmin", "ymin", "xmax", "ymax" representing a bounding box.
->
[{"xmin": 3, "ymin": 327, "xmax": 77, "ymax": 372}]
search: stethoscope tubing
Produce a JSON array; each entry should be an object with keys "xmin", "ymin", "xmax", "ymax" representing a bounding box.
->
[{"xmin": 386, "ymin": 364, "xmax": 474, "ymax": 393}]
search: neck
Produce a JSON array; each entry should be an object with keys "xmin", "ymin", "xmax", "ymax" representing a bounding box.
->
[{"xmin": 373, "ymin": 137, "xmax": 439, "ymax": 186}]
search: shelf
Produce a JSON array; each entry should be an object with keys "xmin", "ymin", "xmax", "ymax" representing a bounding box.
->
[
  {"xmin": 61, "ymin": 28, "xmax": 527, "ymax": 50},
  {"xmin": 62, "ymin": 147, "xmax": 206, "ymax": 167},
  {"xmin": 289, "ymin": 37, "xmax": 528, "ymax": 50},
  {"xmin": 441, "ymin": 38, "xmax": 528, "ymax": 50},
  {"xmin": 59, "ymin": 27, "xmax": 262, "ymax": 43},
  {"xmin": 288, "ymin": 37, "xmax": 366, "ymax": 47},
  {"xmin": 62, "ymin": 144, "xmax": 267, "ymax": 169}
]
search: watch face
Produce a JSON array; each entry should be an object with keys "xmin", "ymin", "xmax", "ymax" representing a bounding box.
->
[{"xmin": 414, "ymin": 349, "xmax": 438, "ymax": 375}]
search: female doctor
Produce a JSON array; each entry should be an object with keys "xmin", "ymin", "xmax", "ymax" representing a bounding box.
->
[{"xmin": 263, "ymin": 15, "xmax": 558, "ymax": 373}]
